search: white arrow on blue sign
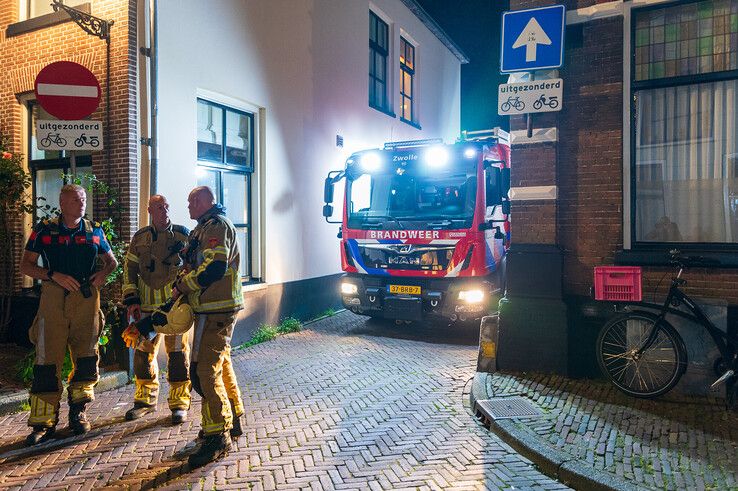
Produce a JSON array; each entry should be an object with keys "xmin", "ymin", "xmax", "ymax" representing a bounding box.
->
[{"xmin": 501, "ymin": 5, "xmax": 566, "ymax": 73}]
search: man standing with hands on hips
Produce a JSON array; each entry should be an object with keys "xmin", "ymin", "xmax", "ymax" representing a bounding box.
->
[
  {"xmin": 20, "ymin": 184, "xmax": 117, "ymax": 445},
  {"xmin": 121, "ymin": 195, "xmax": 192, "ymax": 424},
  {"xmin": 173, "ymin": 186, "xmax": 245, "ymax": 468}
]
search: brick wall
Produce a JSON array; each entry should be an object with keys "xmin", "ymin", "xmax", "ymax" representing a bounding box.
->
[
  {"xmin": 509, "ymin": 0, "xmax": 738, "ymax": 304},
  {"xmin": 0, "ymin": 0, "xmax": 138, "ymax": 293}
]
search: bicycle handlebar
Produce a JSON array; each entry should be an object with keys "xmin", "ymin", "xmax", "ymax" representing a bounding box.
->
[{"xmin": 667, "ymin": 249, "xmax": 721, "ymax": 268}]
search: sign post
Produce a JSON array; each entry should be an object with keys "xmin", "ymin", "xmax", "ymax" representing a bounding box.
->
[
  {"xmin": 34, "ymin": 61, "xmax": 102, "ymax": 175},
  {"xmin": 500, "ymin": 5, "xmax": 566, "ymax": 136}
]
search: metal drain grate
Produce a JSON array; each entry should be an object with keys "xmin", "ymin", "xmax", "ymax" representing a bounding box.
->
[{"xmin": 476, "ymin": 397, "xmax": 542, "ymax": 420}]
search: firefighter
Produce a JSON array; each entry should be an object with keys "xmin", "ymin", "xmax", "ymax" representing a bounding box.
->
[
  {"xmin": 122, "ymin": 195, "xmax": 192, "ymax": 424},
  {"xmin": 19, "ymin": 184, "xmax": 118, "ymax": 445},
  {"xmin": 172, "ymin": 186, "xmax": 245, "ymax": 468}
]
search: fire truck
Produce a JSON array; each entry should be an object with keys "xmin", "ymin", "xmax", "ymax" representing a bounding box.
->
[{"xmin": 322, "ymin": 129, "xmax": 511, "ymax": 323}]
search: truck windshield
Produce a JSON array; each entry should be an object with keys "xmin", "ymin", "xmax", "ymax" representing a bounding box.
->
[{"xmin": 347, "ymin": 158, "xmax": 477, "ymax": 230}]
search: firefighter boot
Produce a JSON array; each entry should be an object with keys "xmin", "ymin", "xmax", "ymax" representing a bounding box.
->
[
  {"xmin": 26, "ymin": 426, "xmax": 56, "ymax": 446},
  {"xmin": 69, "ymin": 403, "xmax": 91, "ymax": 435},
  {"xmin": 230, "ymin": 400, "xmax": 244, "ymax": 438},
  {"xmin": 171, "ymin": 408, "xmax": 187, "ymax": 425},
  {"xmin": 188, "ymin": 432, "xmax": 232, "ymax": 468},
  {"xmin": 125, "ymin": 402, "xmax": 156, "ymax": 420}
]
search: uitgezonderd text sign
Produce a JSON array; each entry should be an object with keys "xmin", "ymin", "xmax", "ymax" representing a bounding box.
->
[
  {"xmin": 35, "ymin": 120, "xmax": 103, "ymax": 151},
  {"xmin": 498, "ymin": 79, "xmax": 563, "ymax": 116}
]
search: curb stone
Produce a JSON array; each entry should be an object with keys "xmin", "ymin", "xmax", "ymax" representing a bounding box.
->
[
  {"xmin": 470, "ymin": 371, "xmax": 634, "ymax": 491},
  {"xmin": 0, "ymin": 369, "xmax": 130, "ymax": 417}
]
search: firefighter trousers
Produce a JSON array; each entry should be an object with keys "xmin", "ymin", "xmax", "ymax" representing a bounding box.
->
[
  {"xmin": 191, "ymin": 312, "xmax": 244, "ymax": 436},
  {"xmin": 133, "ymin": 322, "xmax": 191, "ymax": 410},
  {"xmin": 28, "ymin": 281, "xmax": 102, "ymax": 428}
]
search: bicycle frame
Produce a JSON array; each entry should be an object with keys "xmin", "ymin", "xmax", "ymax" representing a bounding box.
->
[{"xmin": 632, "ymin": 268, "xmax": 736, "ymax": 363}]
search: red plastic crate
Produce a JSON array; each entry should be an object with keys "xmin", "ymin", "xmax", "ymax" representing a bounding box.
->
[{"xmin": 594, "ymin": 266, "xmax": 642, "ymax": 302}]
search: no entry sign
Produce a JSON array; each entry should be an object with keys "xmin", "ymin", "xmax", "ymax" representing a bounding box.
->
[{"xmin": 34, "ymin": 61, "xmax": 101, "ymax": 120}]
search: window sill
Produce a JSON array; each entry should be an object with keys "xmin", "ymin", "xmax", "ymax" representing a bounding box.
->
[
  {"xmin": 400, "ymin": 118, "xmax": 421, "ymax": 130},
  {"xmin": 615, "ymin": 248, "xmax": 738, "ymax": 269},
  {"xmin": 242, "ymin": 281, "xmax": 267, "ymax": 293},
  {"xmin": 6, "ymin": 3, "xmax": 91, "ymax": 37},
  {"xmin": 369, "ymin": 104, "xmax": 396, "ymax": 119}
]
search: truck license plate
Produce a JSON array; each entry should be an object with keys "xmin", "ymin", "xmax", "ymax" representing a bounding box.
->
[{"xmin": 388, "ymin": 285, "xmax": 421, "ymax": 295}]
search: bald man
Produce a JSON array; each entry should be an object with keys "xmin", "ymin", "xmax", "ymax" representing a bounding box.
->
[
  {"xmin": 173, "ymin": 186, "xmax": 245, "ymax": 467},
  {"xmin": 122, "ymin": 195, "xmax": 192, "ymax": 424}
]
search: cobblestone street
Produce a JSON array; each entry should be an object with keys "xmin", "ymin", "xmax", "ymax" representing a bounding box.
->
[{"xmin": 0, "ymin": 312, "xmax": 568, "ymax": 490}]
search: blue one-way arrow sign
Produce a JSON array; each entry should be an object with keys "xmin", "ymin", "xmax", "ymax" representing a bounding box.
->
[{"xmin": 501, "ymin": 5, "xmax": 565, "ymax": 73}]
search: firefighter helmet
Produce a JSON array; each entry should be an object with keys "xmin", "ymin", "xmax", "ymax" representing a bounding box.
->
[{"xmin": 154, "ymin": 297, "xmax": 194, "ymax": 335}]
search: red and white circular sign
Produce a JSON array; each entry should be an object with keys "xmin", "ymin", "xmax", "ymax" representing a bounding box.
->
[{"xmin": 34, "ymin": 61, "xmax": 101, "ymax": 120}]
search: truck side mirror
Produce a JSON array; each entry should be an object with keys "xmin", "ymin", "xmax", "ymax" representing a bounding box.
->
[
  {"xmin": 502, "ymin": 201, "xmax": 511, "ymax": 215},
  {"xmin": 322, "ymin": 204, "xmax": 334, "ymax": 218},
  {"xmin": 485, "ymin": 167, "xmax": 502, "ymax": 206},
  {"xmin": 324, "ymin": 177, "xmax": 335, "ymax": 204}
]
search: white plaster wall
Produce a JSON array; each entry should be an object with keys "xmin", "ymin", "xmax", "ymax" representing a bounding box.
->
[{"xmin": 156, "ymin": 0, "xmax": 461, "ymax": 284}]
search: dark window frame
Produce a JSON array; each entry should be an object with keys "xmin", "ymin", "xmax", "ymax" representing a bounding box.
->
[
  {"xmin": 629, "ymin": 0, "xmax": 738, "ymax": 253},
  {"xmin": 196, "ymin": 98, "xmax": 255, "ymax": 172},
  {"xmin": 196, "ymin": 99, "xmax": 257, "ymax": 283},
  {"xmin": 369, "ymin": 11, "xmax": 391, "ymax": 114},
  {"xmin": 399, "ymin": 37, "xmax": 419, "ymax": 127}
]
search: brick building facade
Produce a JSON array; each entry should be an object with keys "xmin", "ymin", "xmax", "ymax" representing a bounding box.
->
[
  {"xmin": 500, "ymin": 0, "xmax": 738, "ymax": 377},
  {"xmin": 0, "ymin": 0, "xmax": 138, "ymax": 293}
]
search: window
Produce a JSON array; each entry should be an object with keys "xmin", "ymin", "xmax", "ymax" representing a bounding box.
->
[
  {"xmin": 196, "ymin": 98, "xmax": 255, "ymax": 281},
  {"xmin": 27, "ymin": 0, "xmax": 61, "ymax": 19},
  {"xmin": 400, "ymin": 37, "xmax": 416, "ymax": 124},
  {"xmin": 27, "ymin": 101, "xmax": 93, "ymax": 219},
  {"xmin": 369, "ymin": 11, "xmax": 390, "ymax": 112},
  {"xmin": 632, "ymin": 0, "xmax": 738, "ymax": 245}
]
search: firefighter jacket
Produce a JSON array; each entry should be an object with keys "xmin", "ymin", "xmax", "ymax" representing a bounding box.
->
[
  {"xmin": 123, "ymin": 222, "xmax": 189, "ymax": 312},
  {"xmin": 176, "ymin": 204, "xmax": 243, "ymax": 313}
]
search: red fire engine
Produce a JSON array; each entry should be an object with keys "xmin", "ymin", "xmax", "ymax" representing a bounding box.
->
[{"xmin": 323, "ymin": 129, "xmax": 511, "ymax": 323}]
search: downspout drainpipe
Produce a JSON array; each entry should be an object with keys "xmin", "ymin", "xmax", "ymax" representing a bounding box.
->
[{"xmin": 149, "ymin": 0, "xmax": 159, "ymax": 196}]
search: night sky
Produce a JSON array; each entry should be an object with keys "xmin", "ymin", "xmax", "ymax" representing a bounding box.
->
[{"xmin": 415, "ymin": 0, "xmax": 510, "ymax": 132}]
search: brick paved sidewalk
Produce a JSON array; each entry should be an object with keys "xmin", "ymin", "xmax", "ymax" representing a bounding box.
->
[
  {"xmin": 472, "ymin": 371, "xmax": 738, "ymax": 491},
  {"xmin": 0, "ymin": 311, "xmax": 570, "ymax": 490}
]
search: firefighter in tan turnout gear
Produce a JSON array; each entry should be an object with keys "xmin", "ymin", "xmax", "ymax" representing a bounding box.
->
[
  {"xmin": 172, "ymin": 186, "xmax": 245, "ymax": 468},
  {"xmin": 19, "ymin": 185, "xmax": 118, "ymax": 446},
  {"xmin": 122, "ymin": 195, "xmax": 192, "ymax": 424}
]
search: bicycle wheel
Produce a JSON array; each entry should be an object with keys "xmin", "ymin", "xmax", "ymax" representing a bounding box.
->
[
  {"xmin": 596, "ymin": 311, "xmax": 687, "ymax": 398},
  {"xmin": 501, "ymin": 102, "xmax": 511, "ymax": 112},
  {"xmin": 533, "ymin": 100, "xmax": 542, "ymax": 110}
]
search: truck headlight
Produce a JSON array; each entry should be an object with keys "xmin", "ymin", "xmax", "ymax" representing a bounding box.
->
[
  {"xmin": 341, "ymin": 282, "xmax": 358, "ymax": 295},
  {"xmin": 458, "ymin": 289, "xmax": 484, "ymax": 304}
]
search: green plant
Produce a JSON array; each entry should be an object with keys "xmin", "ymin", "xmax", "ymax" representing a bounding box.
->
[
  {"xmin": 0, "ymin": 136, "xmax": 35, "ymax": 339},
  {"xmin": 319, "ymin": 308, "xmax": 336, "ymax": 318},
  {"xmin": 278, "ymin": 317, "xmax": 302, "ymax": 334}
]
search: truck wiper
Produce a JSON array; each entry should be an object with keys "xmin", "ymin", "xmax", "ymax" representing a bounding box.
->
[
  {"xmin": 359, "ymin": 215, "xmax": 405, "ymax": 229},
  {"xmin": 427, "ymin": 219, "xmax": 453, "ymax": 229}
]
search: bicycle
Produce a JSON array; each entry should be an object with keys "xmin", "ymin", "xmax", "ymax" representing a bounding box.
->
[
  {"xmin": 595, "ymin": 250, "xmax": 737, "ymax": 408},
  {"xmin": 74, "ymin": 133, "xmax": 100, "ymax": 148},
  {"xmin": 500, "ymin": 96, "xmax": 525, "ymax": 112},
  {"xmin": 532, "ymin": 95, "xmax": 559, "ymax": 110},
  {"xmin": 39, "ymin": 132, "xmax": 67, "ymax": 148}
]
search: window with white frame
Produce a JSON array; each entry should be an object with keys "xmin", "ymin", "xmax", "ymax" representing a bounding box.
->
[
  {"xmin": 26, "ymin": 0, "xmax": 62, "ymax": 19},
  {"xmin": 400, "ymin": 37, "xmax": 416, "ymax": 124},
  {"xmin": 196, "ymin": 98, "xmax": 255, "ymax": 280},
  {"xmin": 27, "ymin": 100, "xmax": 94, "ymax": 219},
  {"xmin": 632, "ymin": 0, "xmax": 738, "ymax": 245},
  {"xmin": 369, "ymin": 11, "xmax": 390, "ymax": 112}
]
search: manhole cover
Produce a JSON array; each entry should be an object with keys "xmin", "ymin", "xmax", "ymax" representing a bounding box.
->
[{"xmin": 476, "ymin": 397, "xmax": 542, "ymax": 420}]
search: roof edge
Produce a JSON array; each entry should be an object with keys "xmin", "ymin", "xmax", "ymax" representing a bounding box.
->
[{"xmin": 400, "ymin": 0, "xmax": 469, "ymax": 64}]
